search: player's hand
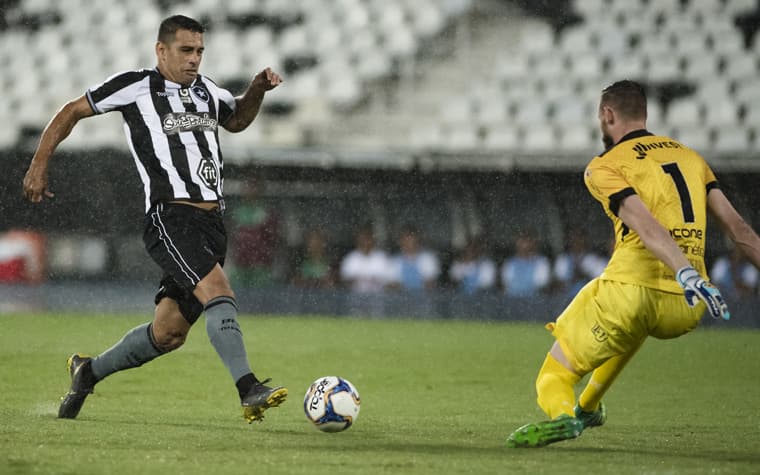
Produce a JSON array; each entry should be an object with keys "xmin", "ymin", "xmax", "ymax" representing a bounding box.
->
[
  {"xmin": 251, "ymin": 67, "xmax": 282, "ymax": 92},
  {"xmin": 22, "ymin": 161, "xmax": 55, "ymax": 203},
  {"xmin": 676, "ymin": 266, "xmax": 730, "ymax": 320}
]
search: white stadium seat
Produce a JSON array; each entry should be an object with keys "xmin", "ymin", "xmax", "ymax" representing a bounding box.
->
[
  {"xmin": 666, "ymin": 99, "xmax": 704, "ymax": 128},
  {"xmin": 712, "ymin": 126, "xmax": 752, "ymax": 153},
  {"xmin": 670, "ymin": 126, "xmax": 712, "ymax": 152}
]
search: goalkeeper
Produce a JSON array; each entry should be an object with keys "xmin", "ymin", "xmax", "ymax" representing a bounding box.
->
[{"xmin": 507, "ymin": 80, "xmax": 760, "ymax": 448}]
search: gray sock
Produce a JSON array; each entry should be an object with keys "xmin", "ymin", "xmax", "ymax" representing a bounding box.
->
[
  {"xmin": 205, "ymin": 296, "xmax": 252, "ymax": 382},
  {"xmin": 90, "ymin": 323, "xmax": 163, "ymax": 381}
]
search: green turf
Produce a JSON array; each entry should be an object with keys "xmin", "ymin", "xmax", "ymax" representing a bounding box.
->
[{"xmin": 1, "ymin": 313, "xmax": 759, "ymax": 475}]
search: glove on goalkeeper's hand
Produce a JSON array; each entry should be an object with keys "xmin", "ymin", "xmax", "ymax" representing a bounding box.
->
[{"xmin": 676, "ymin": 266, "xmax": 730, "ymax": 321}]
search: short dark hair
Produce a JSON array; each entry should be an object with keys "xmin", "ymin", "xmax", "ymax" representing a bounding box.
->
[
  {"xmin": 157, "ymin": 15, "xmax": 204, "ymax": 43},
  {"xmin": 600, "ymin": 80, "xmax": 647, "ymax": 121}
]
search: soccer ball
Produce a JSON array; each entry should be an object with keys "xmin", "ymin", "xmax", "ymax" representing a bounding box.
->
[{"xmin": 303, "ymin": 376, "xmax": 361, "ymax": 432}]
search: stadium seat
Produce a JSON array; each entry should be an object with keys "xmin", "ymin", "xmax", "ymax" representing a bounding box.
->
[
  {"xmin": 567, "ymin": 54, "xmax": 604, "ymax": 81},
  {"xmin": 666, "ymin": 99, "xmax": 704, "ymax": 128},
  {"xmin": 607, "ymin": 52, "xmax": 648, "ymax": 82},
  {"xmin": 552, "ymin": 99, "xmax": 589, "ymax": 125},
  {"xmin": 441, "ymin": 124, "xmax": 480, "ymax": 150},
  {"xmin": 721, "ymin": 53, "xmax": 759, "ymax": 83},
  {"xmin": 494, "ymin": 55, "xmax": 530, "ymax": 82},
  {"xmin": 558, "ymin": 124, "xmax": 595, "ymax": 151},
  {"xmin": 645, "ymin": 48, "xmax": 683, "ymax": 83},
  {"xmin": 703, "ymin": 100, "xmax": 740, "ymax": 128},
  {"xmin": 482, "ymin": 126, "xmax": 520, "ymax": 151},
  {"xmin": 559, "ymin": 26, "xmax": 595, "ymax": 54},
  {"xmin": 512, "ymin": 101, "xmax": 549, "ymax": 127},
  {"xmin": 521, "ymin": 127, "xmax": 557, "ymax": 152},
  {"xmin": 518, "ymin": 21, "xmax": 555, "ymax": 56},
  {"xmin": 712, "ymin": 126, "xmax": 752, "ymax": 153},
  {"xmin": 671, "ymin": 126, "xmax": 712, "ymax": 152},
  {"xmin": 681, "ymin": 52, "xmax": 720, "ymax": 80}
]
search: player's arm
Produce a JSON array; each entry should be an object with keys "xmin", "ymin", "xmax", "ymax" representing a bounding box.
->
[
  {"xmin": 617, "ymin": 194, "xmax": 690, "ymax": 271},
  {"xmin": 618, "ymin": 194, "xmax": 729, "ymax": 319},
  {"xmin": 23, "ymin": 95, "xmax": 95, "ymax": 202},
  {"xmin": 707, "ymin": 188, "xmax": 760, "ymax": 269},
  {"xmin": 223, "ymin": 67, "xmax": 282, "ymax": 133}
]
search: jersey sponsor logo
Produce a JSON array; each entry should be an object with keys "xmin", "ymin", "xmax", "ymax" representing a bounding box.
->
[
  {"xmin": 162, "ymin": 112, "xmax": 217, "ymax": 134},
  {"xmin": 157, "ymin": 91, "xmax": 175, "ymax": 97},
  {"xmin": 632, "ymin": 140, "xmax": 682, "ymax": 159},
  {"xmin": 179, "ymin": 88, "xmax": 193, "ymax": 104},
  {"xmin": 197, "ymin": 156, "xmax": 219, "ymax": 188},
  {"xmin": 669, "ymin": 228, "xmax": 703, "ymax": 239},
  {"xmin": 191, "ymin": 85, "xmax": 210, "ymax": 102}
]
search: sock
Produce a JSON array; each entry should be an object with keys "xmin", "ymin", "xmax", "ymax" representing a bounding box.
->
[
  {"xmin": 535, "ymin": 352, "xmax": 581, "ymax": 419},
  {"xmin": 578, "ymin": 344, "xmax": 642, "ymax": 412},
  {"xmin": 90, "ymin": 323, "xmax": 163, "ymax": 381},
  {"xmin": 204, "ymin": 296, "xmax": 254, "ymax": 387},
  {"xmin": 235, "ymin": 373, "xmax": 259, "ymax": 399}
]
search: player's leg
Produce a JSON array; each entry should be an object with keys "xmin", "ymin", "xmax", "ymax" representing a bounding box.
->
[
  {"xmin": 575, "ymin": 341, "xmax": 643, "ymax": 429},
  {"xmin": 194, "ymin": 264, "xmax": 287, "ymax": 423},
  {"xmin": 58, "ymin": 296, "xmax": 189, "ymax": 419},
  {"xmin": 506, "ymin": 340, "xmax": 586, "ymax": 448},
  {"xmin": 536, "ymin": 341, "xmax": 582, "ymax": 419}
]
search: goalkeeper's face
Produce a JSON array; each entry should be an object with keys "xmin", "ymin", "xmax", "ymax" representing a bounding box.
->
[
  {"xmin": 156, "ymin": 29, "xmax": 204, "ymax": 86},
  {"xmin": 598, "ymin": 106, "xmax": 614, "ymax": 149}
]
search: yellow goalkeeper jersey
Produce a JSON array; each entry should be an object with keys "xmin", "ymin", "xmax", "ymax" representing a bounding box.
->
[{"xmin": 584, "ymin": 129, "xmax": 718, "ymax": 293}]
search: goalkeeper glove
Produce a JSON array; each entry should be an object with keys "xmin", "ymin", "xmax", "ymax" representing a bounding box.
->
[{"xmin": 676, "ymin": 266, "xmax": 730, "ymax": 321}]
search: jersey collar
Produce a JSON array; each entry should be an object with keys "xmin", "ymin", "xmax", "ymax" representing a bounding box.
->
[
  {"xmin": 598, "ymin": 129, "xmax": 653, "ymax": 157},
  {"xmin": 616, "ymin": 129, "xmax": 653, "ymax": 146},
  {"xmin": 154, "ymin": 67, "xmax": 199, "ymax": 88}
]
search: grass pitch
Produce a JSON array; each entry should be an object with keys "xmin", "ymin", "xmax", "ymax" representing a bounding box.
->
[{"xmin": 1, "ymin": 313, "xmax": 759, "ymax": 475}]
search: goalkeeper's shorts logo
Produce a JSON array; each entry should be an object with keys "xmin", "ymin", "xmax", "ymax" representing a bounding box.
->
[{"xmin": 591, "ymin": 323, "xmax": 608, "ymax": 342}]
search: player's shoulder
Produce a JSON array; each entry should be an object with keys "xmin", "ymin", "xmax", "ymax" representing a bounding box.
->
[
  {"xmin": 197, "ymin": 74, "xmax": 226, "ymax": 92},
  {"xmin": 101, "ymin": 68, "xmax": 155, "ymax": 85}
]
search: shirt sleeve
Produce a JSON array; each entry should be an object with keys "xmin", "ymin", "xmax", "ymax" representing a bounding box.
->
[
  {"xmin": 86, "ymin": 70, "xmax": 145, "ymax": 114},
  {"xmin": 584, "ymin": 160, "xmax": 636, "ymax": 217},
  {"xmin": 203, "ymin": 77, "xmax": 237, "ymax": 125}
]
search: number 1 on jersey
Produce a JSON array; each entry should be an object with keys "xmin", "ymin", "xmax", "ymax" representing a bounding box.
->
[{"xmin": 662, "ymin": 163, "xmax": 695, "ymax": 223}]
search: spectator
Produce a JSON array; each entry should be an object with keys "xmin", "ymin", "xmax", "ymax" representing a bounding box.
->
[
  {"xmin": 501, "ymin": 231, "xmax": 551, "ymax": 297},
  {"xmin": 291, "ymin": 228, "xmax": 336, "ymax": 289},
  {"xmin": 449, "ymin": 235, "xmax": 496, "ymax": 294},
  {"xmin": 339, "ymin": 225, "xmax": 391, "ymax": 293},
  {"xmin": 229, "ymin": 178, "xmax": 282, "ymax": 287},
  {"xmin": 553, "ymin": 229, "xmax": 607, "ymax": 297},
  {"xmin": 710, "ymin": 245, "xmax": 759, "ymax": 299},
  {"xmin": 387, "ymin": 224, "xmax": 441, "ymax": 291}
]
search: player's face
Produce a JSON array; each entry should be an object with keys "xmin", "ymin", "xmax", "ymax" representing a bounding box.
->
[
  {"xmin": 157, "ymin": 29, "xmax": 204, "ymax": 85},
  {"xmin": 598, "ymin": 105, "xmax": 614, "ymax": 149}
]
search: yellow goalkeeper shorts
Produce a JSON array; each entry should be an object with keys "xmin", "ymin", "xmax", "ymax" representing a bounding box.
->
[{"xmin": 547, "ymin": 278, "xmax": 705, "ymax": 375}]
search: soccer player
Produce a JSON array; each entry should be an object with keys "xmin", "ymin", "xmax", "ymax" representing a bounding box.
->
[
  {"xmin": 22, "ymin": 15, "xmax": 287, "ymax": 423},
  {"xmin": 506, "ymin": 80, "xmax": 760, "ymax": 447}
]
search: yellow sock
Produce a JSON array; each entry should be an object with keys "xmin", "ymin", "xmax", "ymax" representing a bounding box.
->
[
  {"xmin": 578, "ymin": 345, "xmax": 641, "ymax": 412},
  {"xmin": 535, "ymin": 353, "xmax": 581, "ymax": 419}
]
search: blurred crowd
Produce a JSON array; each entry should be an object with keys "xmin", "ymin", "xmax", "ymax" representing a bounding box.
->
[
  {"xmin": 1, "ymin": 186, "xmax": 757, "ymax": 302},
  {"xmin": 223, "ymin": 190, "xmax": 760, "ymax": 302}
]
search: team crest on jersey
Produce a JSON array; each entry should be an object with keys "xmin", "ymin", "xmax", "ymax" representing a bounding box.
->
[
  {"xmin": 197, "ymin": 156, "xmax": 218, "ymax": 188},
  {"xmin": 191, "ymin": 85, "xmax": 210, "ymax": 103}
]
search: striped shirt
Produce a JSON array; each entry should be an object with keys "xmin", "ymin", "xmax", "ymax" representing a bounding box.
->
[{"xmin": 86, "ymin": 68, "xmax": 237, "ymax": 212}]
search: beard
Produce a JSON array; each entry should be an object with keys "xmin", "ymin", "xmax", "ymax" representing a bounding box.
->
[{"xmin": 602, "ymin": 133, "xmax": 613, "ymax": 149}]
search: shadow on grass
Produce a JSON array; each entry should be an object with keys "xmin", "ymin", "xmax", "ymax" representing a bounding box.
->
[{"xmin": 550, "ymin": 444, "xmax": 760, "ymax": 464}]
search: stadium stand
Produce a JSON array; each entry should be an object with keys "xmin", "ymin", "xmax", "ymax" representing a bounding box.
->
[
  {"xmin": 1, "ymin": 0, "xmax": 760, "ymax": 289},
  {"xmin": 0, "ymin": 0, "xmax": 758, "ymax": 157}
]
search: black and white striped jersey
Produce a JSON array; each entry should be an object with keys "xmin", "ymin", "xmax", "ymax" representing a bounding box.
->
[{"xmin": 85, "ymin": 68, "xmax": 237, "ymax": 212}]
